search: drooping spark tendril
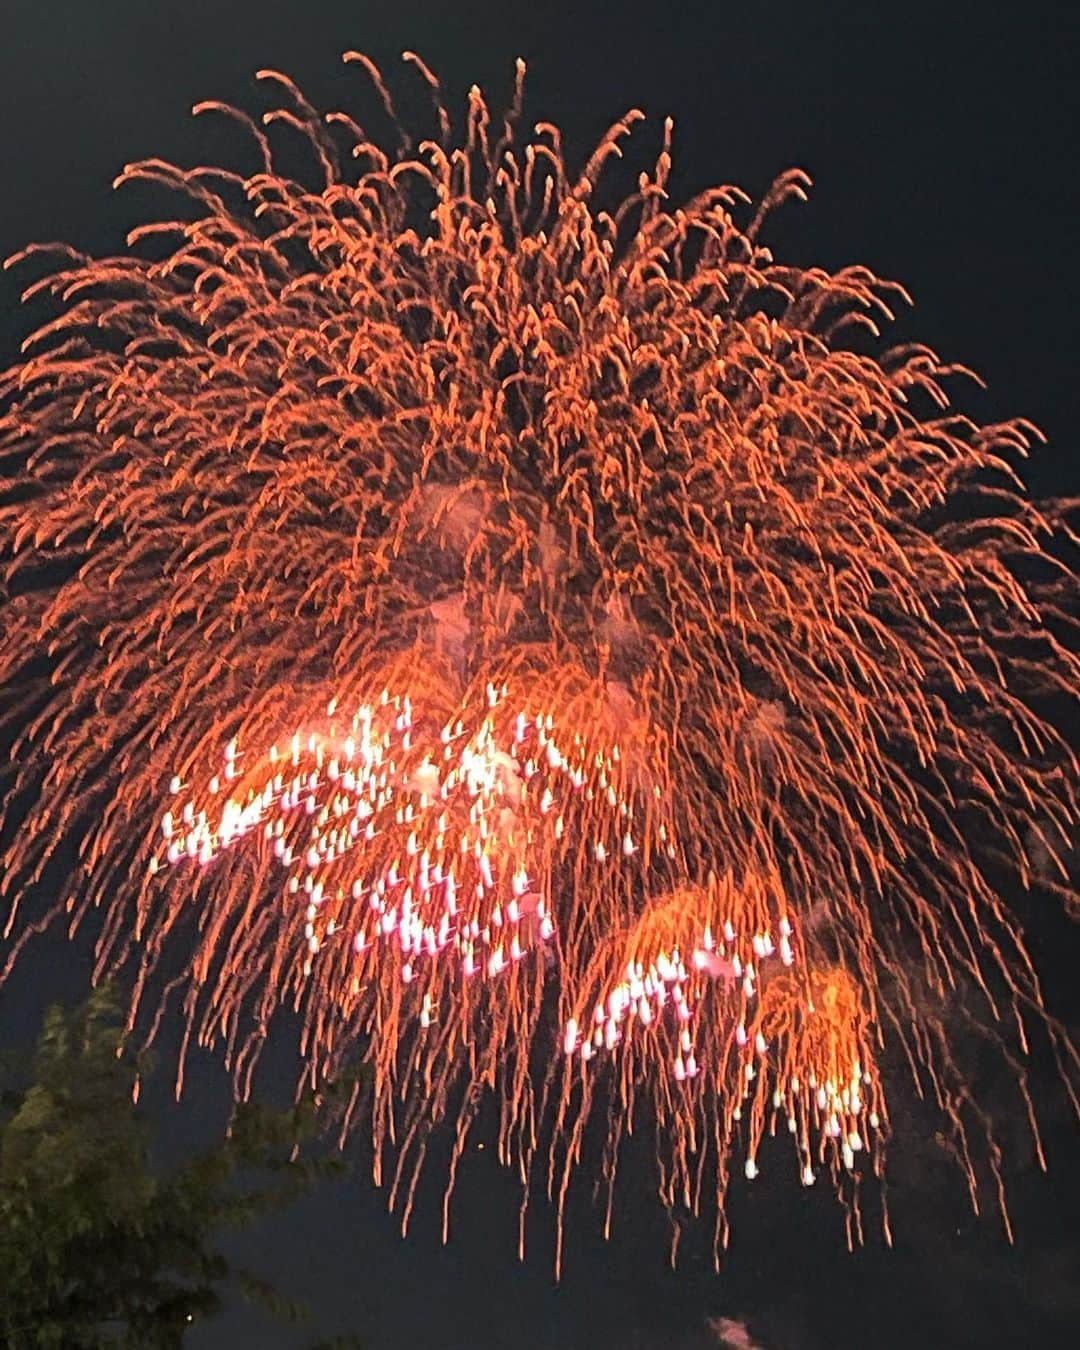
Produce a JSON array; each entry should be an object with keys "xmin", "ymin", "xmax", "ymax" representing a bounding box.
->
[{"xmin": 1, "ymin": 52, "xmax": 1077, "ymax": 1267}]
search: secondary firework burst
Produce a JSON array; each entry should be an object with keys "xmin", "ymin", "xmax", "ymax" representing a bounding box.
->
[{"xmin": 1, "ymin": 51, "xmax": 1078, "ymax": 1265}]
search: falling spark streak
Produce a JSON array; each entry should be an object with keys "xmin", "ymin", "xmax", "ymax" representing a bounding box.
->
[{"xmin": 1, "ymin": 52, "xmax": 1078, "ymax": 1270}]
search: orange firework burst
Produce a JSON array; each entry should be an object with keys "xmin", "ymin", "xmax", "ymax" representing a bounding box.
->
[{"xmin": 1, "ymin": 52, "xmax": 1078, "ymax": 1266}]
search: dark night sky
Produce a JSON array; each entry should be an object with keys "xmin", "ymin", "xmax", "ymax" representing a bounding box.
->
[{"xmin": 1, "ymin": 3, "xmax": 1078, "ymax": 1347}]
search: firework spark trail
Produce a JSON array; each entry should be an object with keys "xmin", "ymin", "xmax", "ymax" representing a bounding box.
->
[{"xmin": 1, "ymin": 53, "xmax": 1078, "ymax": 1266}]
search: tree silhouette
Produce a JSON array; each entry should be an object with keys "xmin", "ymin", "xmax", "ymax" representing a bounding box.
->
[{"xmin": 0, "ymin": 984, "xmax": 360, "ymax": 1348}]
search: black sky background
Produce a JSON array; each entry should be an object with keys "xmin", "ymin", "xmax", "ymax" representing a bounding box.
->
[{"xmin": 1, "ymin": 3, "xmax": 1078, "ymax": 1347}]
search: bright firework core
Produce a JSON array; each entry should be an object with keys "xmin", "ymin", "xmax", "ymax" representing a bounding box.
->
[{"xmin": 1, "ymin": 52, "xmax": 1077, "ymax": 1268}]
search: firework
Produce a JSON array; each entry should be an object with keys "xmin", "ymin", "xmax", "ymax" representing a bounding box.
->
[{"xmin": 1, "ymin": 53, "xmax": 1077, "ymax": 1266}]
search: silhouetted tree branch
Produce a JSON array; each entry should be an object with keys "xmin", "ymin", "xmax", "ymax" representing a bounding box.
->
[{"xmin": 0, "ymin": 984, "xmax": 362, "ymax": 1348}]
